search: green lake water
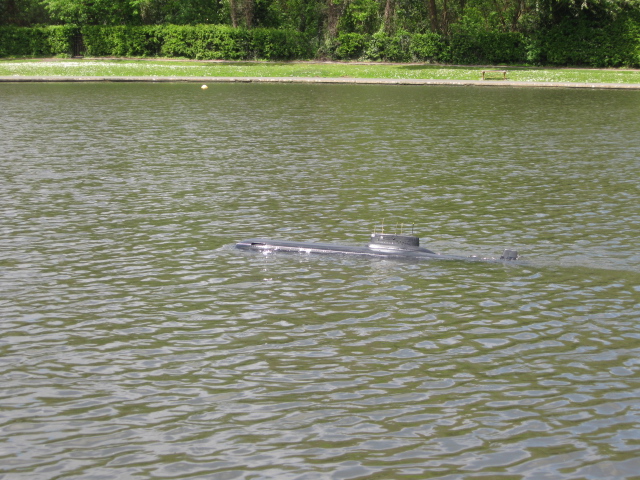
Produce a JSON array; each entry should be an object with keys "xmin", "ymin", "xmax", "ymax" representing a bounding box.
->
[{"xmin": 1, "ymin": 82, "xmax": 639, "ymax": 479}]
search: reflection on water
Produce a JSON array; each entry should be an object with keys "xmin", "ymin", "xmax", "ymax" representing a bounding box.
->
[{"xmin": 1, "ymin": 83, "xmax": 639, "ymax": 479}]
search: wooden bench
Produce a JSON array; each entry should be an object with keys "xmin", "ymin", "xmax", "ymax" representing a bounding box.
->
[{"xmin": 481, "ymin": 70, "xmax": 507, "ymax": 80}]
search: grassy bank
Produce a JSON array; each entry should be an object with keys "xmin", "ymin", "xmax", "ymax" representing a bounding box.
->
[{"xmin": 2, "ymin": 58, "xmax": 640, "ymax": 84}]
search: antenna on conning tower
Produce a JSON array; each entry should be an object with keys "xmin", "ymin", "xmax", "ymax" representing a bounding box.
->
[
  {"xmin": 373, "ymin": 220, "xmax": 416, "ymax": 236},
  {"xmin": 373, "ymin": 220, "xmax": 417, "ymax": 236}
]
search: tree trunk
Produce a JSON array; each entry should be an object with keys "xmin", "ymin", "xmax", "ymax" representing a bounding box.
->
[
  {"xmin": 3, "ymin": 0, "xmax": 17, "ymax": 25},
  {"xmin": 441, "ymin": 0, "xmax": 450, "ymax": 34},
  {"xmin": 243, "ymin": 0, "xmax": 254, "ymax": 28},
  {"xmin": 427, "ymin": 0, "xmax": 440, "ymax": 33},
  {"xmin": 383, "ymin": 0, "xmax": 395, "ymax": 34},
  {"xmin": 492, "ymin": 0, "xmax": 508, "ymax": 30},
  {"xmin": 327, "ymin": 0, "xmax": 340, "ymax": 37},
  {"xmin": 511, "ymin": 0, "xmax": 525, "ymax": 31},
  {"xmin": 229, "ymin": 0, "xmax": 238, "ymax": 27}
]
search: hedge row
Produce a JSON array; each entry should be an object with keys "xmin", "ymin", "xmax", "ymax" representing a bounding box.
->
[
  {"xmin": 81, "ymin": 25, "xmax": 312, "ymax": 60},
  {"xmin": 528, "ymin": 12, "xmax": 640, "ymax": 68},
  {"xmin": 330, "ymin": 24, "xmax": 640, "ymax": 67},
  {"xmin": 327, "ymin": 31, "xmax": 528, "ymax": 65},
  {"xmin": 2, "ymin": 22, "xmax": 640, "ymax": 67},
  {"xmin": 0, "ymin": 25, "xmax": 76, "ymax": 57},
  {"xmin": 0, "ymin": 25, "xmax": 312, "ymax": 60}
]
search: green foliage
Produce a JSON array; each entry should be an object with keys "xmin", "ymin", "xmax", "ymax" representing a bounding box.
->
[
  {"xmin": 2, "ymin": 0, "xmax": 640, "ymax": 67},
  {"xmin": 158, "ymin": 25, "xmax": 197, "ymax": 57},
  {"xmin": 249, "ymin": 28, "xmax": 312, "ymax": 59},
  {"xmin": 339, "ymin": 0, "xmax": 381, "ymax": 34},
  {"xmin": 365, "ymin": 30, "xmax": 412, "ymax": 61},
  {"xmin": 134, "ymin": 0, "xmax": 222, "ymax": 25},
  {"xmin": 0, "ymin": 25, "xmax": 75, "ymax": 56},
  {"xmin": 393, "ymin": 0, "xmax": 432, "ymax": 34},
  {"xmin": 43, "ymin": 0, "xmax": 139, "ymax": 25},
  {"xmin": 333, "ymin": 32, "xmax": 369, "ymax": 59},
  {"xmin": 76, "ymin": 24, "xmax": 312, "ymax": 60},
  {"xmin": 46, "ymin": 24, "xmax": 76, "ymax": 54},
  {"xmin": 0, "ymin": 0, "xmax": 49, "ymax": 26},
  {"xmin": 266, "ymin": 0, "xmax": 324, "ymax": 34},
  {"xmin": 331, "ymin": 29, "xmax": 436, "ymax": 62},
  {"xmin": 0, "ymin": 27, "xmax": 42, "ymax": 56},
  {"xmin": 409, "ymin": 32, "xmax": 446, "ymax": 62},
  {"xmin": 82, "ymin": 25, "xmax": 162, "ymax": 56},
  {"xmin": 531, "ymin": 8, "xmax": 640, "ymax": 67},
  {"xmin": 190, "ymin": 25, "xmax": 249, "ymax": 60},
  {"xmin": 447, "ymin": 30, "xmax": 527, "ymax": 64}
]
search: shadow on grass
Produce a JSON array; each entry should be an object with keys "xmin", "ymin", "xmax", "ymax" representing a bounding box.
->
[{"xmin": 399, "ymin": 64, "xmax": 534, "ymax": 71}]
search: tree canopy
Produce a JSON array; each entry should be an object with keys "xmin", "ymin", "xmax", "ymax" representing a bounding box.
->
[
  {"xmin": 2, "ymin": 0, "xmax": 638, "ymax": 35},
  {"xmin": 3, "ymin": 0, "xmax": 640, "ymax": 67}
]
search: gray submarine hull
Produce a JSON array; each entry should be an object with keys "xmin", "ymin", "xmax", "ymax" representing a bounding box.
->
[{"xmin": 236, "ymin": 233, "xmax": 519, "ymax": 263}]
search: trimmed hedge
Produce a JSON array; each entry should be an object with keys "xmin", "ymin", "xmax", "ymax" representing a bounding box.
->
[
  {"xmin": 83, "ymin": 24, "xmax": 312, "ymax": 60},
  {"xmin": 161, "ymin": 25, "xmax": 249, "ymax": 59},
  {"xmin": 0, "ymin": 24, "xmax": 311, "ymax": 60},
  {"xmin": 410, "ymin": 33, "xmax": 447, "ymax": 63},
  {"xmin": 0, "ymin": 25, "xmax": 76, "ymax": 57},
  {"xmin": 530, "ymin": 12, "xmax": 640, "ymax": 67},
  {"xmin": 446, "ymin": 31, "xmax": 527, "ymax": 65},
  {"xmin": 331, "ymin": 31, "xmax": 432, "ymax": 62},
  {"xmin": 324, "ymin": 25, "xmax": 639, "ymax": 66},
  {"xmin": 366, "ymin": 31, "xmax": 412, "ymax": 62},
  {"xmin": 333, "ymin": 32, "xmax": 369, "ymax": 60},
  {"xmin": 1, "ymin": 22, "xmax": 639, "ymax": 67},
  {"xmin": 326, "ymin": 30, "xmax": 527, "ymax": 64},
  {"xmin": 82, "ymin": 26, "xmax": 163, "ymax": 57},
  {"xmin": 249, "ymin": 28, "xmax": 311, "ymax": 60}
]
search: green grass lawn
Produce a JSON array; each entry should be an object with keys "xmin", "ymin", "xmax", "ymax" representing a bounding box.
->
[{"xmin": 2, "ymin": 58, "xmax": 640, "ymax": 84}]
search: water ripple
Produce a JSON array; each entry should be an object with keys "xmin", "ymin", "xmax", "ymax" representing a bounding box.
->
[{"xmin": 1, "ymin": 83, "xmax": 639, "ymax": 479}]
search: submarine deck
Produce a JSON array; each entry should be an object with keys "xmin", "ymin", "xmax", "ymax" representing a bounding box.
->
[{"xmin": 235, "ymin": 238, "xmax": 510, "ymax": 263}]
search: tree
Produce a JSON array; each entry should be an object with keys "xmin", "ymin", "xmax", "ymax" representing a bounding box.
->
[
  {"xmin": 226, "ymin": 0, "xmax": 255, "ymax": 27},
  {"xmin": 325, "ymin": 0, "xmax": 345, "ymax": 36},
  {"xmin": 383, "ymin": 0, "xmax": 396, "ymax": 32},
  {"xmin": 0, "ymin": 0, "xmax": 49, "ymax": 25},
  {"xmin": 134, "ymin": 0, "xmax": 222, "ymax": 25},
  {"xmin": 426, "ymin": 0, "xmax": 440, "ymax": 32},
  {"xmin": 43, "ymin": 0, "xmax": 140, "ymax": 25}
]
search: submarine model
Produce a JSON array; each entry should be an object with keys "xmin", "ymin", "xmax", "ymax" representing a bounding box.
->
[{"xmin": 236, "ymin": 224, "xmax": 520, "ymax": 263}]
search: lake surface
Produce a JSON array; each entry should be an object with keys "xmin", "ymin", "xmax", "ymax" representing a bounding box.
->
[{"xmin": 1, "ymin": 82, "xmax": 639, "ymax": 479}]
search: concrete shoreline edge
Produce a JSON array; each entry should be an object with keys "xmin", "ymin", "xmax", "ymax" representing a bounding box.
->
[{"xmin": 2, "ymin": 76, "xmax": 640, "ymax": 89}]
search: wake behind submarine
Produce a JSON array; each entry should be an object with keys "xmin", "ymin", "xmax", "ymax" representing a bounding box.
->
[{"xmin": 236, "ymin": 223, "xmax": 520, "ymax": 263}]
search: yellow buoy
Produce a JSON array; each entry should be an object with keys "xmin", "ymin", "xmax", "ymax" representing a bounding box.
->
[{"xmin": 201, "ymin": 85, "xmax": 208, "ymax": 90}]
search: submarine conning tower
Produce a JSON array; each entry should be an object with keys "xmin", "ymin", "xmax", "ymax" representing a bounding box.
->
[{"xmin": 368, "ymin": 233, "xmax": 421, "ymax": 250}]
